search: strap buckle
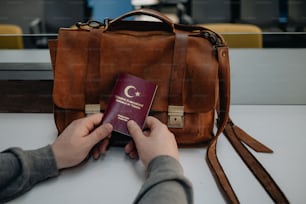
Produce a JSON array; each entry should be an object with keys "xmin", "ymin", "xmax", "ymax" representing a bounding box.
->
[{"xmin": 168, "ymin": 105, "xmax": 184, "ymax": 128}]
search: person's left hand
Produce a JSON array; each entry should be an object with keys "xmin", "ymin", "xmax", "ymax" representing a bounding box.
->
[{"xmin": 51, "ymin": 113, "xmax": 113, "ymax": 170}]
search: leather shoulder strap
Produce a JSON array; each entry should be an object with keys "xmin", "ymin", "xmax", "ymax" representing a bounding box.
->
[
  {"xmin": 224, "ymin": 119, "xmax": 289, "ymax": 203},
  {"xmin": 207, "ymin": 46, "xmax": 289, "ymax": 203},
  {"xmin": 207, "ymin": 46, "xmax": 238, "ymax": 203}
]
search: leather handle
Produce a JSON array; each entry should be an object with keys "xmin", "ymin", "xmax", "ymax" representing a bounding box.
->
[{"xmin": 108, "ymin": 8, "xmax": 174, "ymax": 33}]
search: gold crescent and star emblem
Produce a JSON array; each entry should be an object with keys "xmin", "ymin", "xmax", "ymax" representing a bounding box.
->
[{"xmin": 124, "ymin": 85, "xmax": 141, "ymax": 98}]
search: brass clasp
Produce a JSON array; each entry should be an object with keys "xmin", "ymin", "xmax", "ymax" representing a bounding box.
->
[
  {"xmin": 85, "ymin": 104, "xmax": 100, "ymax": 115},
  {"xmin": 168, "ymin": 105, "xmax": 184, "ymax": 128}
]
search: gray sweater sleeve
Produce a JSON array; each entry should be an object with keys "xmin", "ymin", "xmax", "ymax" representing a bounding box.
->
[
  {"xmin": 0, "ymin": 148, "xmax": 193, "ymax": 203},
  {"xmin": 0, "ymin": 145, "xmax": 59, "ymax": 203},
  {"xmin": 134, "ymin": 155, "xmax": 193, "ymax": 204}
]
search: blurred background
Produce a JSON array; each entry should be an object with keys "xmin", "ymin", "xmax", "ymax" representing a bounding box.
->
[
  {"xmin": 0, "ymin": 0, "xmax": 305, "ymax": 48},
  {"xmin": 0, "ymin": 0, "xmax": 305, "ymax": 112}
]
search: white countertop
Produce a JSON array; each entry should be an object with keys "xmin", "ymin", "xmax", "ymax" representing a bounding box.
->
[{"xmin": 0, "ymin": 105, "xmax": 305, "ymax": 204}]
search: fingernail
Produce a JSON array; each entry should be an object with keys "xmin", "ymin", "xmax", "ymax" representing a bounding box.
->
[
  {"xmin": 104, "ymin": 123, "xmax": 113, "ymax": 131},
  {"xmin": 93, "ymin": 152, "xmax": 99, "ymax": 160},
  {"xmin": 130, "ymin": 151, "xmax": 138, "ymax": 159},
  {"xmin": 127, "ymin": 120, "xmax": 136, "ymax": 126}
]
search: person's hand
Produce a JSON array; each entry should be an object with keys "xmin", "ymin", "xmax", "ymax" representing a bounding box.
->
[
  {"xmin": 51, "ymin": 113, "xmax": 113, "ymax": 170},
  {"xmin": 124, "ymin": 116, "xmax": 179, "ymax": 168}
]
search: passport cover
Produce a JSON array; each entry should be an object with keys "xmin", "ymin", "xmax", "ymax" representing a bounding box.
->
[{"xmin": 101, "ymin": 73, "xmax": 157, "ymax": 136}]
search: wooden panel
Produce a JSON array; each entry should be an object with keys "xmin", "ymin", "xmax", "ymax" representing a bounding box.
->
[{"xmin": 0, "ymin": 80, "xmax": 53, "ymax": 113}]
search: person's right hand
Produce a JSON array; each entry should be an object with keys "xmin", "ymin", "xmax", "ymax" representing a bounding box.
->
[{"xmin": 124, "ymin": 116, "xmax": 179, "ymax": 168}]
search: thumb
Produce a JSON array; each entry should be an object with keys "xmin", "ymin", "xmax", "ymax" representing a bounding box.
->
[
  {"xmin": 127, "ymin": 120, "xmax": 144, "ymax": 144},
  {"xmin": 87, "ymin": 123, "xmax": 113, "ymax": 147}
]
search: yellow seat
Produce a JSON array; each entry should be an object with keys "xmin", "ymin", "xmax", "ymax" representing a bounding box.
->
[
  {"xmin": 0, "ymin": 24, "xmax": 24, "ymax": 49},
  {"xmin": 199, "ymin": 23, "xmax": 263, "ymax": 48}
]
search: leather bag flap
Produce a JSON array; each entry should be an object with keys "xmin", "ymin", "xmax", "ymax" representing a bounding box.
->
[{"xmin": 52, "ymin": 27, "xmax": 219, "ymax": 114}]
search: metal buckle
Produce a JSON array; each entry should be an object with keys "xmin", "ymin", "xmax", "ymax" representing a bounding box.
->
[
  {"xmin": 85, "ymin": 104, "xmax": 100, "ymax": 115},
  {"xmin": 168, "ymin": 105, "xmax": 184, "ymax": 128}
]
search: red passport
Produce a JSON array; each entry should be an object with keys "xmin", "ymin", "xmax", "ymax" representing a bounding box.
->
[{"xmin": 101, "ymin": 73, "xmax": 157, "ymax": 136}]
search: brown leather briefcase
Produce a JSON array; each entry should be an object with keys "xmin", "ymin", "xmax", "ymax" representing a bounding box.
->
[{"xmin": 48, "ymin": 9, "xmax": 288, "ymax": 203}]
